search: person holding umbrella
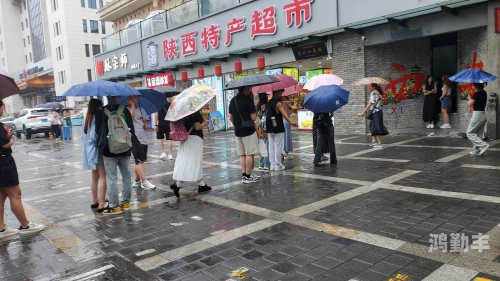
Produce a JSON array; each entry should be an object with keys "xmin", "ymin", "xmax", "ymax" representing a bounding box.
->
[
  {"xmin": 48, "ymin": 109, "xmax": 63, "ymax": 140},
  {"xmin": 359, "ymin": 83, "xmax": 389, "ymax": 148}
]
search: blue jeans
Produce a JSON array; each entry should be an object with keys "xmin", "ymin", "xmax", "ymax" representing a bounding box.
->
[
  {"xmin": 103, "ymin": 156, "xmax": 132, "ymax": 208},
  {"xmin": 314, "ymin": 123, "xmax": 337, "ymax": 164},
  {"xmin": 259, "ymin": 137, "xmax": 270, "ymax": 168}
]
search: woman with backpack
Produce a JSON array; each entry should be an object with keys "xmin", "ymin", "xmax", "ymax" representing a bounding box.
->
[
  {"xmin": 256, "ymin": 93, "xmax": 270, "ymax": 170},
  {"xmin": 82, "ymin": 99, "xmax": 107, "ymax": 212},
  {"xmin": 169, "ymin": 111, "xmax": 211, "ymax": 198}
]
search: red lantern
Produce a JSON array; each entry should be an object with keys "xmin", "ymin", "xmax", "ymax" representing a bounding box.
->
[
  {"xmin": 181, "ymin": 70, "xmax": 188, "ymax": 82},
  {"xmin": 166, "ymin": 73, "xmax": 173, "ymax": 85},
  {"xmin": 214, "ymin": 64, "xmax": 222, "ymax": 77},
  {"xmin": 197, "ymin": 68, "xmax": 205, "ymax": 79},
  {"xmin": 257, "ymin": 56, "xmax": 265, "ymax": 71},
  {"xmin": 234, "ymin": 60, "xmax": 242, "ymax": 74}
]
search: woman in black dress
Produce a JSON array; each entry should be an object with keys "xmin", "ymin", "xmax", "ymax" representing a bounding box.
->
[
  {"xmin": 0, "ymin": 100, "xmax": 44, "ymax": 239},
  {"xmin": 422, "ymin": 75, "xmax": 438, "ymax": 128},
  {"xmin": 312, "ymin": 114, "xmax": 329, "ymax": 161}
]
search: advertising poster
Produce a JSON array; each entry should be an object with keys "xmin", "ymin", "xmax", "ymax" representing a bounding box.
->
[
  {"xmin": 297, "ymin": 109, "xmax": 314, "ymax": 131},
  {"xmin": 324, "ymin": 69, "xmax": 333, "ymax": 74},
  {"xmin": 265, "ymin": 68, "xmax": 282, "ymax": 75},
  {"xmin": 306, "ymin": 69, "xmax": 324, "ymax": 80},
  {"xmin": 282, "ymin": 68, "xmax": 299, "ymax": 81},
  {"xmin": 209, "ymin": 111, "xmax": 225, "ymax": 131}
]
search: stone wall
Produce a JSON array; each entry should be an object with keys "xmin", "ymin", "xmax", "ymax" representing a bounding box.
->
[
  {"xmin": 330, "ymin": 32, "xmax": 367, "ymax": 135},
  {"xmin": 365, "ymin": 37, "xmax": 431, "ymax": 131}
]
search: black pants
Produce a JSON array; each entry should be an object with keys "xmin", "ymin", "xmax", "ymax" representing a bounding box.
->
[
  {"xmin": 314, "ymin": 123, "xmax": 337, "ymax": 164},
  {"xmin": 51, "ymin": 125, "xmax": 60, "ymax": 138}
]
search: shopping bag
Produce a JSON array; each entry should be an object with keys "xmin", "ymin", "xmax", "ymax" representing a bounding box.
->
[{"xmin": 259, "ymin": 139, "xmax": 268, "ymax": 157}]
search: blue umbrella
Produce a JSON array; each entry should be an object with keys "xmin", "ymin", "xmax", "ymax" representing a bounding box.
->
[
  {"xmin": 118, "ymin": 87, "xmax": 167, "ymax": 115},
  {"xmin": 304, "ymin": 85, "xmax": 350, "ymax": 113},
  {"xmin": 35, "ymin": 104, "xmax": 45, "ymax": 108},
  {"xmin": 449, "ymin": 68, "xmax": 497, "ymax": 83},
  {"xmin": 62, "ymin": 80, "xmax": 141, "ymax": 97}
]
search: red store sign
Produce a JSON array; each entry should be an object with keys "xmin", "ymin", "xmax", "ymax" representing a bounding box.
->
[
  {"xmin": 162, "ymin": 0, "xmax": 313, "ymax": 60},
  {"xmin": 146, "ymin": 72, "xmax": 174, "ymax": 88}
]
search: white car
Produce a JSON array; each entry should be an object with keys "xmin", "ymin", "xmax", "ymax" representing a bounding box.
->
[{"xmin": 12, "ymin": 108, "xmax": 52, "ymax": 139}]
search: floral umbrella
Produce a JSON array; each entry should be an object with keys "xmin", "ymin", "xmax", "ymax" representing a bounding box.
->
[
  {"xmin": 352, "ymin": 77, "xmax": 390, "ymax": 86},
  {"xmin": 165, "ymin": 84, "xmax": 216, "ymax": 122}
]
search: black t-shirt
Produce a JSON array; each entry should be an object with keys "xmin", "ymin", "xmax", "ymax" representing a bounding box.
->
[
  {"xmin": 229, "ymin": 94, "xmax": 256, "ymax": 137},
  {"xmin": 158, "ymin": 102, "xmax": 171, "ymax": 126},
  {"xmin": 472, "ymin": 90, "xmax": 487, "ymax": 111},
  {"xmin": 0, "ymin": 123, "xmax": 12, "ymax": 155},
  {"xmin": 183, "ymin": 111, "xmax": 205, "ymax": 139},
  {"xmin": 94, "ymin": 104, "xmax": 135, "ymax": 157}
]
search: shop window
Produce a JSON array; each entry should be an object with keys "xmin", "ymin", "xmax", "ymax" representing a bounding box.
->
[
  {"xmin": 87, "ymin": 69, "xmax": 92, "ymax": 82},
  {"xmin": 85, "ymin": 44, "xmax": 90, "ymax": 57},
  {"xmin": 90, "ymin": 20, "xmax": 98, "ymax": 33},
  {"xmin": 92, "ymin": 44, "xmax": 100, "ymax": 55},
  {"xmin": 82, "ymin": 19, "xmax": 87, "ymax": 32}
]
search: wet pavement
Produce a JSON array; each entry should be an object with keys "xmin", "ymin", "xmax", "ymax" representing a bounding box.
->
[{"xmin": 1, "ymin": 127, "xmax": 500, "ymax": 281}]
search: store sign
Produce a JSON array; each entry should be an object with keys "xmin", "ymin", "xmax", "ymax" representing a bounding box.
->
[
  {"xmin": 52, "ymin": 96, "xmax": 67, "ymax": 101},
  {"xmin": 147, "ymin": 41, "xmax": 158, "ymax": 66},
  {"xmin": 145, "ymin": 72, "xmax": 174, "ymax": 88},
  {"xmin": 97, "ymin": 53, "xmax": 128, "ymax": 74},
  {"xmin": 19, "ymin": 66, "xmax": 44, "ymax": 79},
  {"xmin": 297, "ymin": 109, "xmax": 314, "ymax": 131},
  {"xmin": 292, "ymin": 42, "xmax": 328, "ymax": 60},
  {"xmin": 282, "ymin": 68, "xmax": 299, "ymax": 81},
  {"xmin": 131, "ymin": 63, "xmax": 141, "ymax": 69}
]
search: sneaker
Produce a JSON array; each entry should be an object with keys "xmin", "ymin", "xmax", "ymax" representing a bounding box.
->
[
  {"xmin": 198, "ymin": 184, "xmax": 212, "ymax": 193},
  {"xmin": 121, "ymin": 202, "xmax": 131, "ymax": 210},
  {"xmin": 170, "ymin": 182, "xmax": 180, "ymax": 198},
  {"xmin": 141, "ymin": 179, "xmax": 156, "ymax": 190},
  {"xmin": 103, "ymin": 206, "xmax": 122, "ymax": 215},
  {"xmin": 284, "ymin": 155, "xmax": 294, "ymax": 160},
  {"xmin": 470, "ymin": 150, "xmax": 479, "ymax": 155},
  {"xmin": 19, "ymin": 222, "xmax": 44, "ymax": 234},
  {"xmin": 160, "ymin": 152, "xmax": 167, "ymax": 160},
  {"xmin": 369, "ymin": 142, "xmax": 377, "ymax": 147},
  {"xmin": 263, "ymin": 167, "xmax": 270, "ymax": 170},
  {"xmin": 168, "ymin": 155, "xmax": 173, "ymax": 160},
  {"xmin": 430, "ymin": 124, "xmax": 434, "ymax": 129},
  {"xmin": 440, "ymin": 124, "xmax": 446, "ymax": 129},
  {"xmin": 275, "ymin": 165, "xmax": 285, "ymax": 171},
  {"xmin": 427, "ymin": 124, "xmax": 431, "ymax": 129},
  {"xmin": 373, "ymin": 144, "xmax": 383, "ymax": 148},
  {"xmin": 258, "ymin": 166, "xmax": 265, "ymax": 171},
  {"xmin": 270, "ymin": 165, "xmax": 276, "ymax": 171},
  {"xmin": 249, "ymin": 175, "xmax": 260, "ymax": 181},
  {"xmin": 321, "ymin": 155, "xmax": 329, "ymax": 161},
  {"xmin": 0, "ymin": 226, "xmax": 19, "ymax": 239},
  {"xmin": 478, "ymin": 144, "xmax": 490, "ymax": 156},
  {"xmin": 242, "ymin": 176, "xmax": 258, "ymax": 184},
  {"xmin": 445, "ymin": 124, "xmax": 452, "ymax": 129},
  {"xmin": 133, "ymin": 180, "xmax": 141, "ymax": 188}
]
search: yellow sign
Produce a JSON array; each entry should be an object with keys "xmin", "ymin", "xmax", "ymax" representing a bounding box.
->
[{"xmin": 282, "ymin": 68, "xmax": 299, "ymax": 81}]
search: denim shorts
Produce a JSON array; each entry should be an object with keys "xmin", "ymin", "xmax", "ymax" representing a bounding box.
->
[{"xmin": 441, "ymin": 96, "xmax": 451, "ymax": 109}]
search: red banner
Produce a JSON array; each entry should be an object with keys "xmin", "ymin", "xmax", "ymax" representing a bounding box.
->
[{"xmin": 145, "ymin": 72, "xmax": 173, "ymax": 88}]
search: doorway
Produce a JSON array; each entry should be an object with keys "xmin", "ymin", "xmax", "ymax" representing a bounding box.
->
[{"xmin": 431, "ymin": 33, "xmax": 457, "ymax": 113}]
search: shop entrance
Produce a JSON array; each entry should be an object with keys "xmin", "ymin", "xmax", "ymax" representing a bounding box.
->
[{"xmin": 431, "ymin": 33, "xmax": 457, "ymax": 113}]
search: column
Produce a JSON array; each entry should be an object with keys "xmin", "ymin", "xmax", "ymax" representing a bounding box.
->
[{"xmin": 487, "ymin": 0, "xmax": 500, "ymax": 139}]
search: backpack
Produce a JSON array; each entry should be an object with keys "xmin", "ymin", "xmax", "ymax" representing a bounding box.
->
[
  {"xmin": 47, "ymin": 113, "xmax": 54, "ymax": 123},
  {"xmin": 104, "ymin": 106, "xmax": 132, "ymax": 154},
  {"xmin": 262, "ymin": 100, "xmax": 278, "ymax": 133},
  {"xmin": 169, "ymin": 120, "xmax": 193, "ymax": 141}
]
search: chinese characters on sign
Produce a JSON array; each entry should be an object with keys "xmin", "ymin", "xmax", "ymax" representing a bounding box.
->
[
  {"xmin": 292, "ymin": 42, "xmax": 328, "ymax": 60},
  {"xmin": 429, "ymin": 233, "xmax": 490, "ymax": 253},
  {"xmin": 162, "ymin": 38, "xmax": 179, "ymax": 60},
  {"xmin": 145, "ymin": 72, "xmax": 174, "ymax": 88},
  {"xmin": 201, "ymin": 24, "xmax": 221, "ymax": 50},
  {"xmin": 251, "ymin": 6, "xmax": 277, "ymax": 39},
  {"xmin": 97, "ymin": 53, "xmax": 129, "ymax": 75}
]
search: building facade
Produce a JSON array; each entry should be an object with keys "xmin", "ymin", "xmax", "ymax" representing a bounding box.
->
[{"xmin": 95, "ymin": 0, "xmax": 500, "ymax": 137}]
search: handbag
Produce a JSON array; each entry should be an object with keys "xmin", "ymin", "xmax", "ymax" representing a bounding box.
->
[
  {"xmin": 366, "ymin": 95, "xmax": 381, "ymax": 120},
  {"xmin": 258, "ymin": 139, "xmax": 268, "ymax": 157},
  {"xmin": 235, "ymin": 98, "xmax": 255, "ymax": 128},
  {"xmin": 96, "ymin": 109, "xmax": 107, "ymax": 149}
]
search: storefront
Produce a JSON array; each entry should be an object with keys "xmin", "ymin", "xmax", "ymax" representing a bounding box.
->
[{"xmin": 15, "ymin": 57, "xmax": 56, "ymax": 109}]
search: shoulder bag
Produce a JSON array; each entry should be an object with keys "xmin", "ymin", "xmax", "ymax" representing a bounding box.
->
[
  {"xmin": 366, "ymin": 95, "xmax": 381, "ymax": 120},
  {"xmin": 235, "ymin": 97, "xmax": 255, "ymax": 128}
]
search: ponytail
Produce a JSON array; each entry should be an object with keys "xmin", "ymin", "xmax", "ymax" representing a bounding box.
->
[{"xmin": 371, "ymin": 83, "xmax": 384, "ymax": 95}]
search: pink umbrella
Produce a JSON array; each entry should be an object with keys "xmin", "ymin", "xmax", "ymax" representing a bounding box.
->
[
  {"xmin": 303, "ymin": 74, "xmax": 343, "ymax": 90},
  {"xmin": 252, "ymin": 74, "xmax": 298, "ymax": 93},
  {"xmin": 283, "ymin": 84, "xmax": 303, "ymax": 96}
]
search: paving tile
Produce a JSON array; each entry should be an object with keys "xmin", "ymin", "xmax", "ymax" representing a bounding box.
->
[
  {"xmin": 297, "ymin": 263, "xmax": 328, "ymax": 278},
  {"xmin": 270, "ymin": 262, "xmax": 299, "ymax": 274},
  {"xmin": 368, "ymin": 261, "xmax": 402, "ymax": 276}
]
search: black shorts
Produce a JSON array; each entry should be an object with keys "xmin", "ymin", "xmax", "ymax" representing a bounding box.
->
[
  {"xmin": 131, "ymin": 144, "xmax": 148, "ymax": 164},
  {"xmin": 156, "ymin": 122, "xmax": 171, "ymax": 140},
  {"xmin": 0, "ymin": 155, "xmax": 19, "ymax": 188}
]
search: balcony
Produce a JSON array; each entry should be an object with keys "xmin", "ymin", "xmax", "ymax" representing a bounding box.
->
[{"xmin": 102, "ymin": 0, "xmax": 246, "ymax": 52}]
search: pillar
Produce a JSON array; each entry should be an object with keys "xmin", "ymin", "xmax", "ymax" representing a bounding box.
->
[{"xmin": 487, "ymin": 0, "xmax": 500, "ymax": 139}]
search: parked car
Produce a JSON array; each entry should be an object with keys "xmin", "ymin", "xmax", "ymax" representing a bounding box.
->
[
  {"xmin": 12, "ymin": 109, "xmax": 51, "ymax": 139},
  {"xmin": 71, "ymin": 111, "xmax": 84, "ymax": 126},
  {"xmin": 1, "ymin": 117, "xmax": 16, "ymax": 130}
]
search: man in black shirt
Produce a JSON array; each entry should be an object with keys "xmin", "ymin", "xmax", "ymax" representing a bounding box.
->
[
  {"xmin": 466, "ymin": 83, "xmax": 489, "ymax": 155},
  {"xmin": 229, "ymin": 86, "xmax": 262, "ymax": 184},
  {"xmin": 155, "ymin": 97, "xmax": 173, "ymax": 160}
]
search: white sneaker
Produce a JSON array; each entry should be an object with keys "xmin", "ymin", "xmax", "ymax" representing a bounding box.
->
[
  {"xmin": 284, "ymin": 155, "xmax": 294, "ymax": 160},
  {"xmin": 369, "ymin": 142, "xmax": 377, "ymax": 147},
  {"xmin": 133, "ymin": 180, "xmax": 141, "ymax": 188},
  {"xmin": 470, "ymin": 150, "xmax": 479, "ymax": 155},
  {"xmin": 141, "ymin": 179, "xmax": 156, "ymax": 190},
  {"xmin": 275, "ymin": 165, "xmax": 285, "ymax": 171},
  {"xmin": 440, "ymin": 124, "xmax": 447, "ymax": 129},
  {"xmin": 427, "ymin": 124, "xmax": 431, "ymax": 129},
  {"xmin": 373, "ymin": 144, "xmax": 383, "ymax": 148},
  {"xmin": 0, "ymin": 226, "xmax": 19, "ymax": 239},
  {"xmin": 19, "ymin": 222, "xmax": 44, "ymax": 235},
  {"xmin": 478, "ymin": 144, "xmax": 490, "ymax": 156},
  {"xmin": 168, "ymin": 155, "xmax": 173, "ymax": 160},
  {"xmin": 321, "ymin": 155, "xmax": 329, "ymax": 161},
  {"xmin": 430, "ymin": 124, "xmax": 434, "ymax": 129},
  {"xmin": 160, "ymin": 152, "xmax": 167, "ymax": 160},
  {"xmin": 270, "ymin": 165, "xmax": 276, "ymax": 171}
]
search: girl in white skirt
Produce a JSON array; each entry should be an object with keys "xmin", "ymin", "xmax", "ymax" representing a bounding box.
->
[{"xmin": 169, "ymin": 111, "xmax": 211, "ymax": 198}]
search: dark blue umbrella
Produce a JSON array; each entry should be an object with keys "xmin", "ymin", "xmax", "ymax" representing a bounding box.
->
[
  {"xmin": 304, "ymin": 85, "xmax": 350, "ymax": 113},
  {"xmin": 449, "ymin": 68, "xmax": 497, "ymax": 83},
  {"xmin": 118, "ymin": 87, "xmax": 167, "ymax": 115},
  {"xmin": 62, "ymin": 80, "xmax": 141, "ymax": 97}
]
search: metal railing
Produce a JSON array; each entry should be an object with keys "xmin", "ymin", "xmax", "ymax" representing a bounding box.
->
[{"xmin": 102, "ymin": 0, "xmax": 247, "ymax": 52}]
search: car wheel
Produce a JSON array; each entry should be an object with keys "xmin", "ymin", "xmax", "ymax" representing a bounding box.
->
[
  {"xmin": 24, "ymin": 126, "xmax": 32, "ymax": 139},
  {"xmin": 13, "ymin": 126, "xmax": 21, "ymax": 138}
]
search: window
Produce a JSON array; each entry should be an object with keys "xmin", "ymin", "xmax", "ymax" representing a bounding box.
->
[
  {"xmin": 90, "ymin": 20, "xmax": 98, "ymax": 33},
  {"xmin": 51, "ymin": 0, "xmax": 58, "ymax": 11},
  {"xmin": 0, "ymin": 42, "xmax": 3, "ymax": 50},
  {"xmin": 87, "ymin": 69, "xmax": 92, "ymax": 82},
  {"xmin": 92, "ymin": 44, "xmax": 100, "ymax": 55},
  {"xmin": 25, "ymin": 55, "xmax": 28, "ymax": 64},
  {"xmin": 101, "ymin": 21, "xmax": 106, "ymax": 34},
  {"xmin": 28, "ymin": 0, "xmax": 46, "ymax": 62},
  {"xmin": 23, "ymin": 1, "xmax": 26, "ymax": 10},
  {"xmin": 53, "ymin": 21, "xmax": 60, "ymax": 36},
  {"xmin": 82, "ymin": 19, "xmax": 87, "ymax": 32},
  {"xmin": 23, "ymin": 39, "xmax": 26, "ymax": 47},
  {"xmin": 99, "ymin": 0, "xmax": 103, "ymax": 8},
  {"xmin": 22, "ymin": 22, "xmax": 24, "ymax": 31},
  {"xmin": 80, "ymin": 0, "xmax": 85, "ymax": 7},
  {"xmin": 20, "ymin": 6, "xmax": 22, "ymax": 14},
  {"xmin": 27, "ymin": 35, "xmax": 30, "ymax": 44},
  {"xmin": 56, "ymin": 46, "xmax": 64, "ymax": 60},
  {"xmin": 26, "ymin": 18, "xmax": 28, "ymax": 28},
  {"xmin": 29, "ymin": 52, "xmax": 32, "ymax": 62},
  {"xmin": 58, "ymin": 70, "xmax": 66, "ymax": 85},
  {"xmin": 88, "ymin": 0, "xmax": 96, "ymax": 9},
  {"xmin": 85, "ymin": 44, "xmax": 90, "ymax": 57}
]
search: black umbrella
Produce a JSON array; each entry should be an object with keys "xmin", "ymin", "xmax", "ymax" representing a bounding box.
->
[
  {"xmin": 42, "ymin": 102, "xmax": 64, "ymax": 110},
  {"xmin": 0, "ymin": 69, "xmax": 20, "ymax": 99},
  {"xmin": 224, "ymin": 75, "xmax": 280, "ymax": 90},
  {"xmin": 155, "ymin": 86, "xmax": 181, "ymax": 98}
]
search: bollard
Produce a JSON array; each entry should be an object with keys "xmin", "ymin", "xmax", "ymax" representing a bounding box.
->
[{"xmin": 485, "ymin": 92, "xmax": 497, "ymax": 140}]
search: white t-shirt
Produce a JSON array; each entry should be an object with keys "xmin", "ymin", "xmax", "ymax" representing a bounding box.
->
[
  {"xmin": 131, "ymin": 105, "xmax": 149, "ymax": 145},
  {"xmin": 369, "ymin": 91, "xmax": 383, "ymax": 113}
]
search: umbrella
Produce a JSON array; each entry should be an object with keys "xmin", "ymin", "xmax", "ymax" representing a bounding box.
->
[
  {"xmin": 303, "ymin": 85, "xmax": 350, "ymax": 113},
  {"xmin": 0, "ymin": 69, "xmax": 20, "ymax": 99},
  {"xmin": 118, "ymin": 87, "xmax": 167, "ymax": 115},
  {"xmin": 41, "ymin": 102, "xmax": 64, "ymax": 110},
  {"xmin": 449, "ymin": 68, "xmax": 497, "ymax": 83},
  {"xmin": 252, "ymin": 74, "xmax": 298, "ymax": 93},
  {"xmin": 224, "ymin": 75, "xmax": 279, "ymax": 90},
  {"xmin": 353, "ymin": 77, "xmax": 389, "ymax": 86},
  {"xmin": 165, "ymin": 84, "xmax": 216, "ymax": 122},
  {"xmin": 283, "ymin": 85, "xmax": 304, "ymax": 96},
  {"xmin": 154, "ymin": 86, "xmax": 181, "ymax": 98},
  {"xmin": 303, "ymin": 74, "xmax": 344, "ymax": 90},
  {"xmin": 63, "ymin": 80, "xmax": 141, "ymax": 97}
]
